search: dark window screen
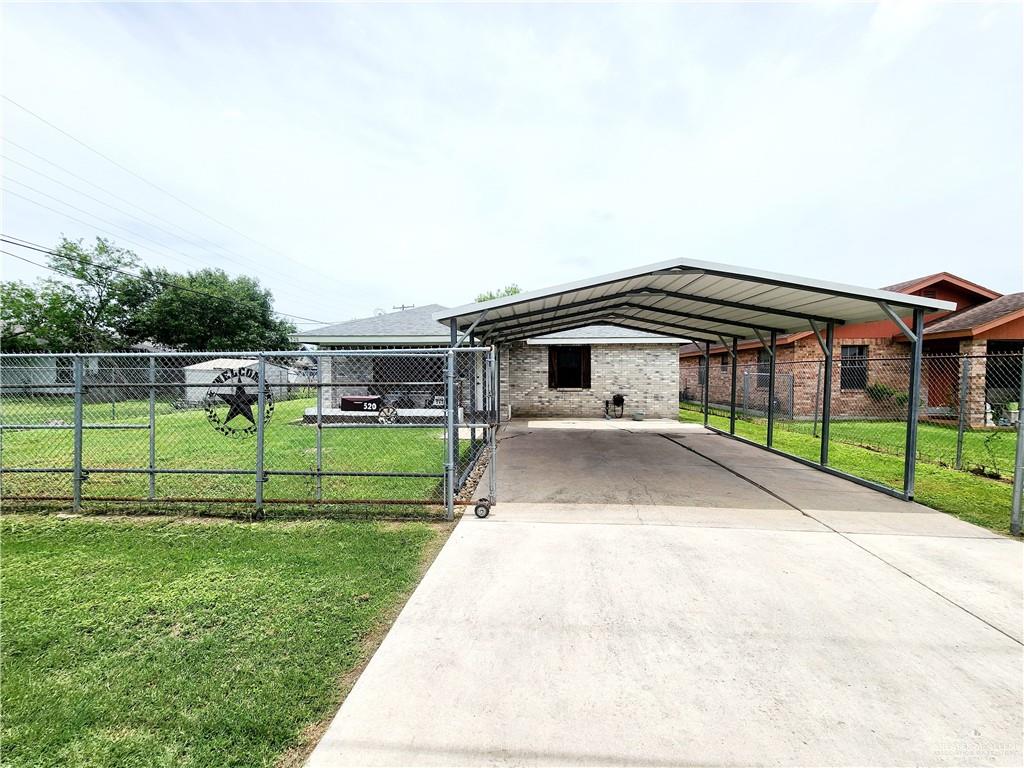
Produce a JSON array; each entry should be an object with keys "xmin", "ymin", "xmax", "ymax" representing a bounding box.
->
[
  {"xmin": 840, "ymin": 345, "xmax": 868, "ymax": 390},
  {"xmin": 548, "ymin": 346, "xmax": 591, "ymax": 389}
]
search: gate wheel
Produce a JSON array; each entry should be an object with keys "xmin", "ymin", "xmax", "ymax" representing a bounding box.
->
[{"xmin": 474, "ymin": 500, "xmax": 490, "ymax": 518}]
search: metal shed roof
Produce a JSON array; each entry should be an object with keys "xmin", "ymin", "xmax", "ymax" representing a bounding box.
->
[{"xmin": 434, "ymin": 257, "xmax": 956, "ymax": 345}]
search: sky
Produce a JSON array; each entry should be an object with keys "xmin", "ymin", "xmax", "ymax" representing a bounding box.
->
[{"xmin": 1, "ymin": 1, "xmax": 1021, "ymax": 328}]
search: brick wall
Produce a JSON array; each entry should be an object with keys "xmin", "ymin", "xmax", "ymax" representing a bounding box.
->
[
  {"xmin": 506, "ymin": 342, "xmax": 679, "ymax": 419},
  {"xmin": 960, "ymin": 338, "xmax": 987, "ymax": 426},
  {"xmin": 680, "ymin": 337, "xmax": 913, "ymax": 419}
]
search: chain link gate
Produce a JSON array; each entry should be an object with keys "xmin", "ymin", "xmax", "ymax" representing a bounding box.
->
[{"xmin": 0, "ymin": 348, "xmax": 497, "ymax": 520}]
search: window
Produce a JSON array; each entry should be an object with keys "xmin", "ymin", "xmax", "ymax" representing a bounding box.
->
[
  {"xmin": 755, "ymin": 349, "xmax": 772, "ymax": 389},
  {"xmin": 719, "ymin": 354, "xmax": 728, "ymax": 371},
  {"xmin": 840, "ymin": 345, "xmax": 868, "ymax": 390},
  {"xmin": 548, "ymin": 345, "xmax": 591, "ymax": 389}
]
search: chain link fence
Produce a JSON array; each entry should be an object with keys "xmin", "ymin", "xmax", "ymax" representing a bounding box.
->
[
  {"xmin": 681, "ymin": 349, "xmax": 1023, "ymax": 528},
  {"xmin": 0, "ymin": 348, "xmax": 496, "ymax": 518}
]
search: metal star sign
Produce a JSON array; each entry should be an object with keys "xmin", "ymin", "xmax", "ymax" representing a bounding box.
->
[
  {"xmin": 204, "ymin": 367, "xmax": 274, "ymax": 438},
  {"xmin": 217, "ymin": 384, "xmax": 259, "ymax": 425}
]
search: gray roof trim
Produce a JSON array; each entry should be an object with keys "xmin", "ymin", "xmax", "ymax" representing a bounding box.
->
[
  {"xmin": 289, "ymin": 335, "xmax": 451, "ymax": 346},
  {"xmin": 433, "ymin": 258, "xmax": 956, "ymax": 343},
  {"xmin": 291, "ymin": 304, "xmax": 449, "ymax": 342}
]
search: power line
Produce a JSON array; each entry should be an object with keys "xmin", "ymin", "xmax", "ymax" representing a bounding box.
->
[
  {"xmin": 3, "ymin": 156, "xmax": 299, "ymax": 281},
  {"xmin": 2, "ymin": 235, "xmax": 326, "ymax": 324},
  {"xmin": 0, "ymin": 242, "xmax": 319, "ymax": 327},
  {"xmin": 0, "ymin": 235, "xmax": 327, "ymax": 325},
  {"xmin": 3, "ymin": 96, "xmax": 333, "ymax": 276},
  {"xmin": 1, "ymin": 147, "xmax": 342, "ymax": 313},
  {"xmin": 1, "ymin": 174, "xmax": 340, "ymax": 312},
  {"xmin": 2, "ymin": 185, "xmax": 337, "ymax": 315},
  {"xmin": 2, "ymin": 247, "xmax": 331, "ymax": 324}
]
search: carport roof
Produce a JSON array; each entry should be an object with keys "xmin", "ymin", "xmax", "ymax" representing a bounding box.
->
[{"xmin": 434, "ymin": 258, "xmax": 956, "ymax": 345}]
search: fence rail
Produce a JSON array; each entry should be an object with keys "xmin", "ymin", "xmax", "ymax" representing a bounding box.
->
[{"xmin": 0, "ymin": 348, "xmax": 497, "ymax": 519}]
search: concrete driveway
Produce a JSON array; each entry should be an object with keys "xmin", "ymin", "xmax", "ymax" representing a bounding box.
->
[{"xmin": 309, "ymin": 421, "xmax": 1023, "ymax": 767}]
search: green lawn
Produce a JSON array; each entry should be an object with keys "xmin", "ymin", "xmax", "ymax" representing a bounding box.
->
[
  {"xmin": 0, "ymin": 397, "xmax": 476, "ymax": 508},
  {"xmin": 1, "ymin": 514, "xmax": 447, "ymax": 768},
  {"xmin": 781, "ymin": 418, "xmax": 1016, "ymax": 479},
  {"xmin": 679, "ymin": 407, "xmax": 1017, "ymax": 534}
]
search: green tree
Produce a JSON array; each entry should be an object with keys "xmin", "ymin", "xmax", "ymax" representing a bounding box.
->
[
  {"xmin": 137, "ymin": 268, "xmax": 296, "ymax": 350},
  {"xmin": 1, "ymin": 237, "xmax": 296, "ymax": 352},
  {"xmin": 475, "ymin": 284, "xmax": 521, "ymax": 303},
  {"xmin": 0, "ymin": 237, "xmax": 149, "ymax": 351}
]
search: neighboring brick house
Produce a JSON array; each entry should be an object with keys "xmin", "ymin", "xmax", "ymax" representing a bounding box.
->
[
  {"xmin": 679, "ymin": 273, "xmax": 1023, "ymax": 425},
  {"xmin": 291, "ymin": 308, "xmax": 681, "ymax": 420}
]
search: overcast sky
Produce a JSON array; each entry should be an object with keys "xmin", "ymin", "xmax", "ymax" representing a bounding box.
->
[{"xmin": 1, "ymin": 2, "xmax": 1020, "ymax": 327}]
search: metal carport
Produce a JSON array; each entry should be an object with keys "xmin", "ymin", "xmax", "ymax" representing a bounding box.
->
[{"xmin": 435, "ymin": 258, "xmax": 955, "ymax": 510}]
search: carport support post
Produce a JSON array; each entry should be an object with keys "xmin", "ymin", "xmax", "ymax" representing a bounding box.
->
[
  {"xmin": 1009, "ymin": 351, "xmax": 1023, "ymax": 536},
  {"xmin": 729, "ymin": 338, "xmax": 738, "ymax": 435},
  {"xmin": 72, "ymin": 356, "xmax": 84, "ymax": 514},
  {"xmin": 702, "ymin": 342, "xmax": 710, "ymax": 427},
  {"xmin": 902, "ymin": 309, "xmax": 925, "ymax": 500},
  {"xmin": 820, "ymin": 322, "xmax": 834, "ymax": 466},
  {"xmin": 766, "ymin": 330, "xmax": 777, "ymax": 447},
  {"xmin": 255, "ymin": 355, "xmax": 266, "ymax": 514},
  {"xmin": 446, "ymin": 320, "xmax": 458, "ymax": 520}
]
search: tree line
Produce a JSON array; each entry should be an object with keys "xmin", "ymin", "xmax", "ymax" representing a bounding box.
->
[{"xmin": 1, "ymin": 238, "xmax": 297, "ymax": 352}]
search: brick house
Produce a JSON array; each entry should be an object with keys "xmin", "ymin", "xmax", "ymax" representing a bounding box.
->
[
  {"xmin": 291, "ymin": 307, "xmax": 681, "ymax": 420},
  {"xmin": 498, "ymin": 326, "xmax": 681, "ymax": 419},
  {"xmin": 679, "ymin": 273, "xmax": 1023, "ymax": 425}
]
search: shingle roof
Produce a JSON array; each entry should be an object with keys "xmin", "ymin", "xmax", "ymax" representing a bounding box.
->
[
  {"xmin": 536, "ymin": 324, "xmax": 679, "ymax": 340},
  {"xmin": 294, "ymin": 305, "xmax": 450, "ymax": 339},
  {"xmin": 924, "ymin": 293, "xmax": 1024, "ymax": 335},
  {"xmin": 880, "ymin": 273, "xmax": 946, "ymax": 293},
  {"xmin": 880, "ymin": 272, "xmax": 1001, "ymax": 299}
]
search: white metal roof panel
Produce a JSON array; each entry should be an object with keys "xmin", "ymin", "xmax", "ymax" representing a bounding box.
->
[{"xmin": 434, "ymin": 257, "xmax": 956, "ymax": 343}]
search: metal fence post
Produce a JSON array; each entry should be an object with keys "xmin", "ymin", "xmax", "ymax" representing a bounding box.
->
[
  {"xmin": 148, "ymin": 355, "xmax": 156, "ymax": 499},
  {"xmin": 495, "ymin": 344, "xmax": 502, "ymax": 423},
  {"xmin": 702, "ymin": 342, "xmax": 710, "ymax": 427},
  {"xmin": 729, "ymin": 338, "xmax": 738, "ymax": 434},
  {"xmin": 820, "ymin": 322, "xmax": 834, "ymax": 466},
  {"xmin": 812, "ymin": 361, "xmax": 822, "ymax": 438},
  {"xmin": 255, "ymin": 355, "xmax": 266, "ymax": 514},
  {"xmin": 767, "ymin": 330, "xmax": 777, "ymax": 447},
  {"xmin": 955, "ymin": 355, "xmax": 970, "ymax": 471},
  {"xmin": 1011, "ymin": 351, "xmax": 1024, "ymax": 536},
  {"xmin": 315, "ymin": 354, "xmax": 323, "ymax": 501},
  {"xmin": 445, "ymin": 347, "xmax": 456, "ymax": 520},
  {"xmin": 470, "ymin": 334, "xmax": 477, "ymax": 450},
  {"xmin": 903, "ymin": 309, "xmax": 925, "ymax": 500},
  {"xmin": 488, "ymin": 346, "xmax": 498, "ymax": 505},
  {"xmin": 72, "ymin": 356, "xmax": 84, "ymax": 513}
]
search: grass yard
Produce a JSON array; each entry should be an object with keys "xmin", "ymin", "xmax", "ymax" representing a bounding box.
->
[
  {"xmin": 679, "ymin": 407, "xmax": 1017, "ymax": 534},
  {"xmin": 1, "ymin": 396, "xmax": 475, "ymax": 508},
  {"xmin": 781, "ymin": 417, "xmax": 1017, "ymax": 479},
  {"xmin": 1, "ymin": 514, "xmax": 449, "ymax": 768}
]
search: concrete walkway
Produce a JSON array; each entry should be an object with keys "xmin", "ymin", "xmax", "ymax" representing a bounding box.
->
[{"xmin": 308, "ymin": 424, "xmax": 1023, "ymax": 767}]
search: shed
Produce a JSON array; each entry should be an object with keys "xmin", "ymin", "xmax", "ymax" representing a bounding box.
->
[{"xmin": 182, "ymin": 358, "xmax": 290, "ymax": 403}]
